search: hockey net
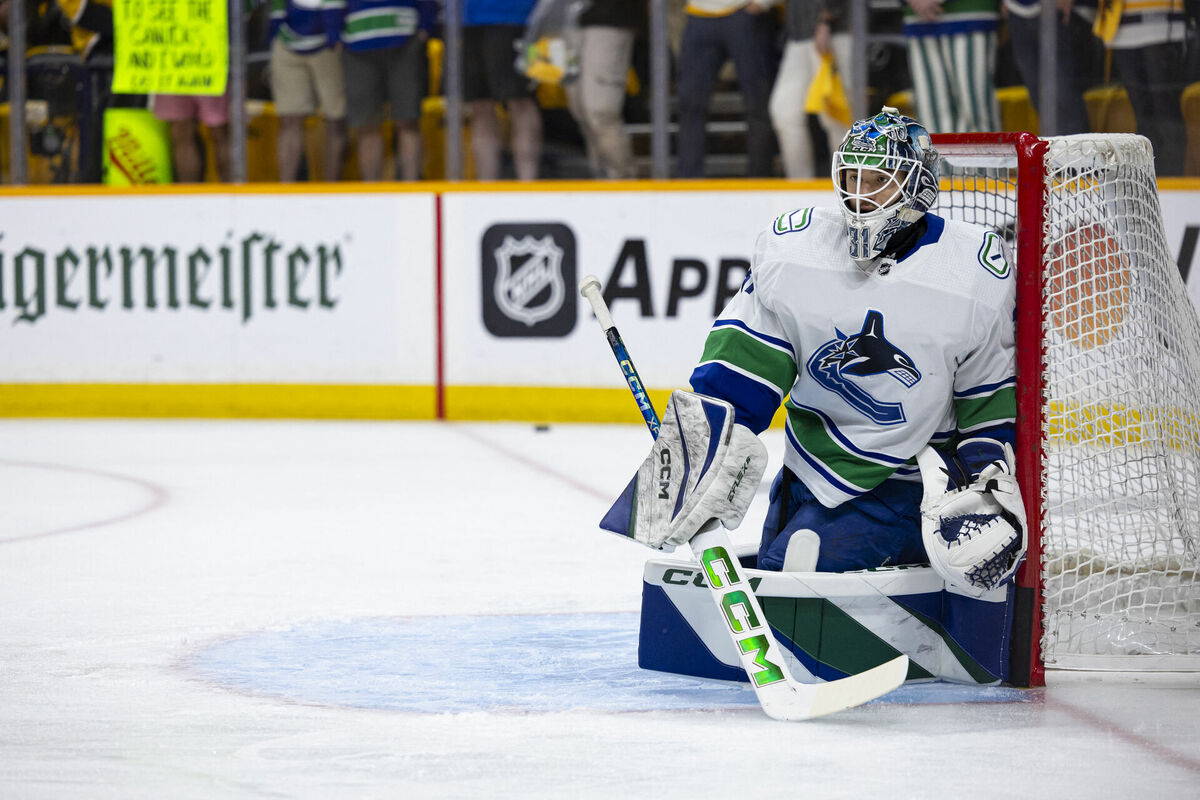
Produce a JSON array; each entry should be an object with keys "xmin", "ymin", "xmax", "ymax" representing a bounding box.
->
[{"xmin": 932, "ymin": 133, "xmax": 1200, "ymax": 684}]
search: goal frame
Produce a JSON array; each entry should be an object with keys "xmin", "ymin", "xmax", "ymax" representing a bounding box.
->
[{"xmin": 932, "ymin": 132, "xmax": 1050, "ymax": 687}]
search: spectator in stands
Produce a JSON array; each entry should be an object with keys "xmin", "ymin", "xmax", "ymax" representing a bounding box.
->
[
  {"xmin": 1, "ymin": 0, "xmax": 76, "ymax": 53},
  {"xmin": 54, "ymin": 0, "xmax": 114, "ymax": 182},
  {"xmin": 769, "ymin": 0, "xmax": 853, "ymax": 178},
  {"xmin": 464, "ymin": 0, "xmax": 543, "ymax": 180},
  {"xmin": 676, "ymin": 0, "xmax": 778, "ymax": 178},
  {"xmin": 268, "ymin": 0, "xmax": 347, "ymax": 181},
  {"xmin": 1096, "ymin": 0, "xmax": 1190, "ymax": 174},
  {"xmin": 54, "ymin": 0, "xmax": 111, "ymax": 60},
  {"xmin": 342, "ymin": 0, "xmax": 436, "ymax": 181},
  {"xmin": 1002, "ymin": 0, "xmax": 1092, "ymax": 135},
  {"xmin": 151, "ymin": 91, "xmax": 232, "ymax": 183},
  {"xmin": 565, "ymin": 0, "xmax": 645, "ymax": 179},
  {"xmin": 903, "ymin": 0, "xmax": 1001, "ymax": 133}
]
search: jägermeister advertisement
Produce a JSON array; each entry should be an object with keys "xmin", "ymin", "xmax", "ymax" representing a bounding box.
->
[{"xmin": 0, "ymin": 193, "xmax": 437, "ymax": 386}]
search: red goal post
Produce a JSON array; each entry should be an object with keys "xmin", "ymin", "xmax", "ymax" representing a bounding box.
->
[{"xmin": 931, "ymin": 133, "xmax": 1200, "ymax": 687}]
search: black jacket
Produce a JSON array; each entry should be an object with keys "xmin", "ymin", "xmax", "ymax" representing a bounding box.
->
[{"xmin": 580, "ymin": 0, "xmax": 647, "ymax": 30}]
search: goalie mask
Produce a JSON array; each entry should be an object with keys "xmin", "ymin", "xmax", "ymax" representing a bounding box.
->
[{"xmin": 833, "ymin": 107, "xmax": 939, "ymax": 265}]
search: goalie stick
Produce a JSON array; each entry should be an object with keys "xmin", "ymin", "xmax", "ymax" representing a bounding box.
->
[{"xmin": 579, "ymin": 275, "xmax": 909, "ymax": 721}]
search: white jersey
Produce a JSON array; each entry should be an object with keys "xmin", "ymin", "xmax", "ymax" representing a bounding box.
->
[{"xmin": 690, "ymin": 207, "xmax": 1017, "ymax": 508}]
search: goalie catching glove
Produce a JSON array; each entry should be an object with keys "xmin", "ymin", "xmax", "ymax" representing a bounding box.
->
[
  {"xmin": 600, "ymin": 391, "xmax": 767, "ymax": 551},
  {"xmin": 915, "ymin": 443, "xmax": 1028, "ymax": 597}
]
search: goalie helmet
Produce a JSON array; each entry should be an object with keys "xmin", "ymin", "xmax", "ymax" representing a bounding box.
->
[{"xmin": 832, "ymin": 107, "xmax": 940, "ymax": 265}]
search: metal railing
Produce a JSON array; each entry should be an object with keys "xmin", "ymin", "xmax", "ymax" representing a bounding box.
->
[{"xmin": 0, "ymin": 0, "xmax": 1073, "ymax": 185}]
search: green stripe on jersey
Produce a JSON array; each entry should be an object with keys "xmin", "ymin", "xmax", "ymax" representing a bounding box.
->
[
  {"xmin": 786, "ymin": 403, "xmax": 899, "ymax": 491},
  {"xmin": 903, "ymin": 0, "xmax": 998, "ymax": 17},
  {"xmin": 345, "ymin": 8, "xmax": 418, "ymax": 37},
  {"xmin": 279, "ymin": 28, "xmax": 329, "ymax": 50},
  {"xmin": 955, "ymin": 385, "xmax": 1016, "ymax": 431},
  {"xmin": 699, "ymin": 326, "xmax": 796, "ymax": 395}
]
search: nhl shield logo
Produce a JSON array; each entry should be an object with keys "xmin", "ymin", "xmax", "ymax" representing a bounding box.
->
[
  {"xmin": 481, "ymin": 223, "xmax": 577, "ymax": 337},
  {"xmin": 493, "ymin": 235, "xmax": 565, "ymax": 326}
]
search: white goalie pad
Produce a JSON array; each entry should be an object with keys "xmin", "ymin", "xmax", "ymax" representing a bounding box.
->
[
  {"xmin": 599, "ymin": 391, "xmax": 767, "ymax": 550},
  {"xmin": 915, "ymin": 445, "xmax": 1028, "ymax": 598}
]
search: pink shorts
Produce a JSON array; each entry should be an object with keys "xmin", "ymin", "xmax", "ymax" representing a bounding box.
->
[{"xmin": 151, "ymin": 91, "xmax": 231, "ymax": 127}]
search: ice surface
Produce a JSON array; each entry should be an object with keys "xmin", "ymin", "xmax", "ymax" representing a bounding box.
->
[{"xmin": 1, "ymin": 420, "xmax": 1198, "ymax": 798}]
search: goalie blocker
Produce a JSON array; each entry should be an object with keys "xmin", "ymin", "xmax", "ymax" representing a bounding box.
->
[{"xmin": 600, "ymin": 391, "xmax": 767, "ymax": 552}]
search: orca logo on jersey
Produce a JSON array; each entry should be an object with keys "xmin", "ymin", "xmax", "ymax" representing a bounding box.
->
[{"xmin": 806, "ymin": 310, "xmax": 921, "ymax": 425}]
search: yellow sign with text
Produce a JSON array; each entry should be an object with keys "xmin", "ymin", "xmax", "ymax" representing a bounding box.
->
[
  {"xmin": 113, "ymin": 0, "xmax": 229, "ymax": 95},
  {"xmin": 102, "ymin": 108, "xmax": 173, "ymax": 184}
]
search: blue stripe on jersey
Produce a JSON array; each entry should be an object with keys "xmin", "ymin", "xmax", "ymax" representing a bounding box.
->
[
  {"xmin": 690, "ymin": 363, "xmax": 782, "ymax": 435},
  {"xmin": 903, "ymin": 19, "xmax": 999, "ymax": 36},
  {"xmin": 784, "ymin": 420, "xmax": 868, "ymax": 498},
  {"xmin": 711, "ymin": 318, "xmax": 796, "ymax": 355},
  {"xmin": 899, "ymin": 214, "xmax": 946, "ymax": 263},
  {"xmin": 954, "ymin": 376, "xmax": 1016, "ymax": 398},
  {"xmin": 962, "ymin": 421, "xmax": 1015, "ymax": 446},
  {"xmin": 789, "ymin": 401, "xmax": 910, "ymax": 467}
]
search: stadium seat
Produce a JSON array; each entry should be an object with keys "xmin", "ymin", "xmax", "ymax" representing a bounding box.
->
[
  {"xmin": 1181, "ymin": 82, "xmax": 1200, "ymax": 176},
  {"xmin": 996, "ymin": 85, "xmax": 1039, "ymax": 134},
  {"xmin": 883, "ymin": 87, "xmax": 1038, "ymax": 134},
  {"xmin": 1083, "ymin": 85, "xmax": 1137, "ymax": 135}
]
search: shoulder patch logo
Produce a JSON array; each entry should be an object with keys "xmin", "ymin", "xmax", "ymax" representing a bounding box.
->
[
  {"xmin": 773, "ymin": 207, "xmax": 813, "ymax": 235},
  {"xmin": 977, "ymin": 231, "xmax": 1010, "ymax": 278},
  {"xmin": 806, "ymin": 310, "xmax": 921, "ymax": 425}
]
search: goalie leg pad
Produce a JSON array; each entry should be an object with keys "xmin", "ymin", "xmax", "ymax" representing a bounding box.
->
[{"xmin": 600, "ymin": 391, "xmax": 767, "ymax": 550}]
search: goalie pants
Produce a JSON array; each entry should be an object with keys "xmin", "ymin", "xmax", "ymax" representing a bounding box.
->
[{"xmin": 757, "ymin": 468, "xmax": 926, "ymax": 572}]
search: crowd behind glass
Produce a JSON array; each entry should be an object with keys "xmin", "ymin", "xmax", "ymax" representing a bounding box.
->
[{"xmin": 1, "ymin": 0, "xmax": 1197, "ymax": 183}]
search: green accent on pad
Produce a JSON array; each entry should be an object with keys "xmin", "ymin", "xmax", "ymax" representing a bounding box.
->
[
  {"xmin": 784, "ymin": 403, "xmax": 897, "ymax": 491},
  {"xmin": 955, "ymin": 385, "xmax": 1017, "ymax": 431},
  {"xmin": 738, "ymin": 634, "xmax": 786, "ymax": 686},
  {"xmin": 896, "ymin": 602, "xmax": 999, "ymax": 684},
  {"xmin": 762, "ymin": 596, "xmax": 931, "ymax": 681},
  {"xmin": 700, "ymin": 327, "xmax": 797, "ymax": 396}
]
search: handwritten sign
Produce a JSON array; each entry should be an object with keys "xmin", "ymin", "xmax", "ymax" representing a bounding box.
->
[{"xmin": 113, "ymin": 0, "xmax": 228, "ymax": 95}]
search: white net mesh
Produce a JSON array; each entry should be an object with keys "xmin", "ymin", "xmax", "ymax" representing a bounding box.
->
[{"xmin": 936, "ymin": 134, "xmax": 1200, "ymax": 671}]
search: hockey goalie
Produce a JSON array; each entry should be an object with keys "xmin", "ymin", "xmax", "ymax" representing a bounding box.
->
[{"xmin": 602, "ymin": 108, "xmax": 1028, "ymax": 686}]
